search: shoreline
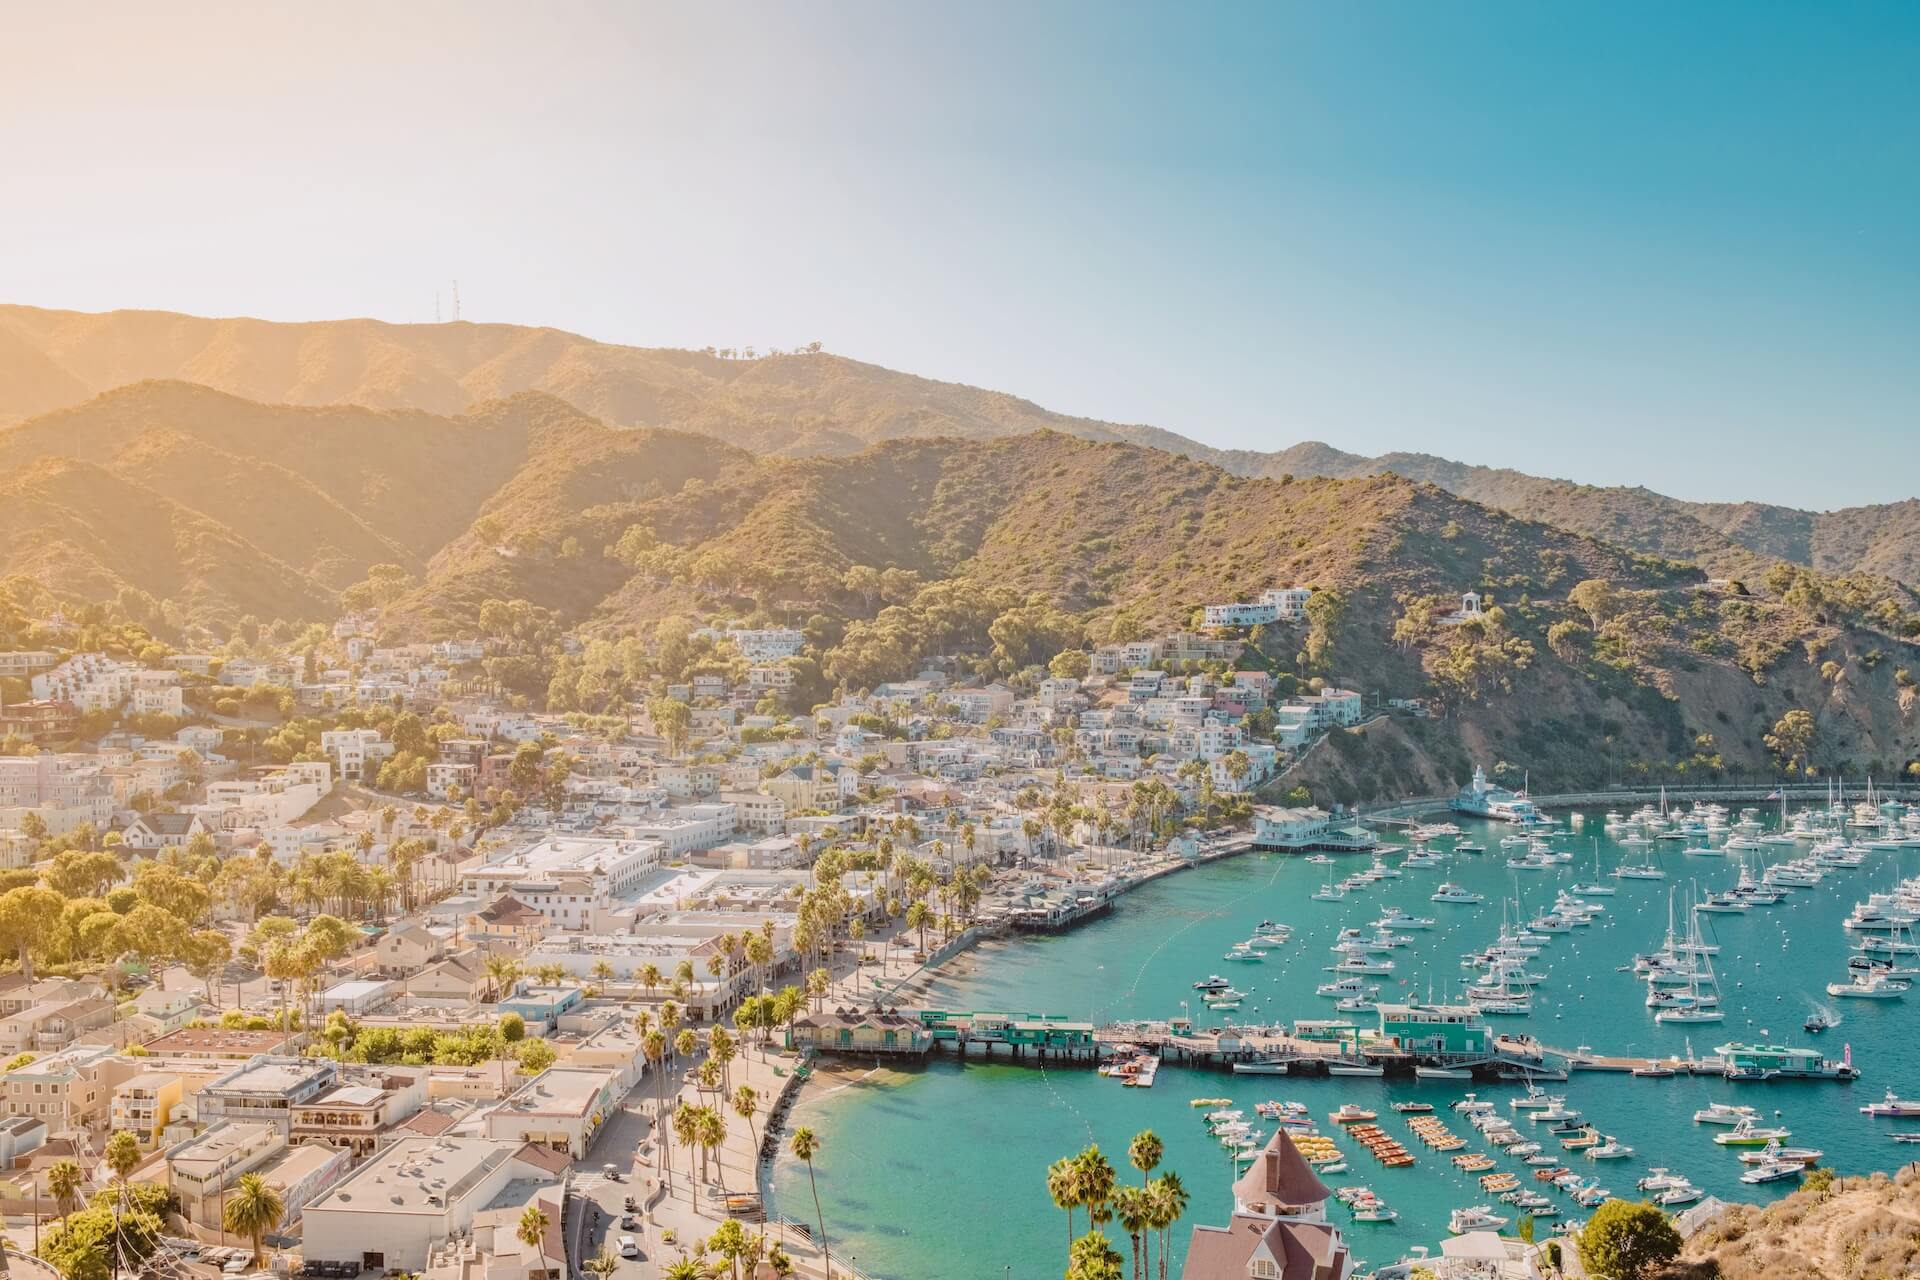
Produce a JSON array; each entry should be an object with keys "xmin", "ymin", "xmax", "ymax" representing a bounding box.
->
[{"xmin": 752, "ymin": 841, "xmax": 1251, "ymax": 1208}]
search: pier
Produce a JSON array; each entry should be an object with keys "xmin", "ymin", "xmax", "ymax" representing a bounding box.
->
[{"xmin": 788, "ymin": 1008, "xmax": 1861, "ymax": 1087}]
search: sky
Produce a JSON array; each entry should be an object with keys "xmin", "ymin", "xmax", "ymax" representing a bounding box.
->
[{"xmin": 3, "ymin": 2, "xmax": 1916, "ymax": 508}]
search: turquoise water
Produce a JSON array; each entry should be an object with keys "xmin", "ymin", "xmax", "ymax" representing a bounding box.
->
[{"xmin": 768, "ymin": 810, "xmax": 1920, "ymax": 1279}]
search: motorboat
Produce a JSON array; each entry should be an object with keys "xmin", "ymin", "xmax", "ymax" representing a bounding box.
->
[
  {"xmin": 1193, "ymin": 975, "xmax": 1231, "ymax": 992},
  {"xmin": 1331, "ymin": 1104, "xmax": 1379, "ymax": 1124},
  {"xmin": 1586, "ymin": 1138, "xmax": 1634, "ymax": 1160},
  {"xmin": 1828, "ymin": 969, "xmax": 1910, "ymax": 999},
  {"xmin": 1736, "ymin": 1141, "xmax": 1822, "ymax": 1166},
  {"xmin": 1740, "ymin": 1160, "xmax": 1805, "ymax": 1185},
  {"xmin": 1804, "ymin": 1012, "xmax": 1833, "ymax": 1033},
  {"xmin": 1862, "ymin": 1089, "xmax": 1920, "ymax": 1118},
  {"xmin": 1715, "ymin": 1118, "xmax": 1792, "ymax": 1147},
  {"xmin": 1431, "ymin": 883, "xmax": 1485, "ymax": 904},
  {"xmin": 1448, "ymin": 1206, "xmax": 1508, "ymax": 1234}
]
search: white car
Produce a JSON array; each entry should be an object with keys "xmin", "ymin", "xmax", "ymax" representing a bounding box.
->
[{"xmin": 618, "ymin": 1235, "xmax": 640, "ymax": 1259}]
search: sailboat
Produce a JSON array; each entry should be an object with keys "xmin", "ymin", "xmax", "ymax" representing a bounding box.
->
[
  {"xmin": 1569, "ymin": 838, "xmax": 1617, "ymax": 896},
  {"xmin": 1312, "ymin": 862, "xmax": 1346, "ymax": 902},
  {"xmin": 1655, "ymin": 902, "xmax": 1726, "ymax": 1023}
]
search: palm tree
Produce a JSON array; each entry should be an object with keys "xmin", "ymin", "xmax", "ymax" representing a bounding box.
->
[
  {"xmin": 46, "ymin": 1157, "xmax": 82, "ymax": 1229},
  {"xmin": 1149, "ymin": 1172, "xmax": 1189, "ymax": 1280},
  {"xmin": 698, "ymin": 1107, "xmax": 729, "ymax": 1197},
  {"xmin": 642, "ymin": 1030, "xmax": 669, "ymax": 1183},
  {"xmin": 1128, "ymin": 1130, "xmax": 1163, "ymax": 1186},
  {"xmin": 222, "ymin": 1172, "xmax": 285, "ymax": 1269},
  {"xmin": 639, "ymin": 962, "xmax": 662, "ymax": 1002},
  {"xmin": 789, "ymin": 1127, "xmax": 831, "ymax": 1278},
  {"xmin": 484, "ymin": 954, "xmax": 522, "ymax": 1002},
  {"xmin": 581, "ymin": 1246, "xmax": 620, "ymax": 1280},
  {"xmin": 104, "ymin": 1130, "xmax": 141, "ymax": 1183},
  {"xmin": 1048, "ymin": 1155, "xmax": 1083, "ymax": 1261},
  {"xmin": 1077, "ymin": 1144, "xmax": 1117, "ymax": 1228},
  {"xmin": 732, "ymin": 1084, "xmax": 760, "ymax": 1153},
  {"xmin": 516, "ymin": 1203, "xmax": 550, "ymax": 1261},
  {"xmin": 1114, "ymin": 1186, "xmax": 1153, "ymax": 1280},
  {"xmin": 662, "ymin": 1262, "xmax": 704, "ymax": 1280},
  {"xmin": 1067, "ymin": 1230, "xmax": 1126, "ymax": 1280}
]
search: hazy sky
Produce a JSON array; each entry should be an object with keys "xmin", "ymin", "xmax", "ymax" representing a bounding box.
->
[{"xmin": 4, "ymin": 3, "xmax": 1916, "ymax": 507}]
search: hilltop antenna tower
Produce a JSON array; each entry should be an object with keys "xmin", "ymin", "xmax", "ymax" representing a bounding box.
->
[{"xmin": 451, "ymin": 279, "xmax": 462, "ymax": 322}]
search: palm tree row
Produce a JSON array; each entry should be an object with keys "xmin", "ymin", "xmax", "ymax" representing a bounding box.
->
[{"xmin": 1049, "ymin": 1133, "xmax": 1188, "ymax": 1280}]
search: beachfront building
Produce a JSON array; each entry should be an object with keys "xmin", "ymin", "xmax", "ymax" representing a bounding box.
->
[
  {"xmin": 1250, "ymin": 807, "xmax": 1378, "ymax": 853},
  {"xmin": 1374, "ymin": 1004, "xmax": 1493, "ymax": 1059},
  {"xmin": 1181, "ymin": 1129, "xmax": 1352, "ymax": 1280}
]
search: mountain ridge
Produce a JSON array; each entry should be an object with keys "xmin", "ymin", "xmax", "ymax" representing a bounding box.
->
[{"xmin": 6, "ymin": 303, "xmax": 1916, "ymax": 586}]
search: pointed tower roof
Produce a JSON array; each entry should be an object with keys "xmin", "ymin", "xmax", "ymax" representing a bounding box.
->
[{"xmin": 1231, "ymin": 1127, "xmax": 1331, "ymax": 1216}]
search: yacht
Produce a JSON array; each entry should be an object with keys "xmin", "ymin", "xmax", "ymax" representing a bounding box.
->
[
  {"xmin": 1448, "ymin": 1206, "xmax": 1508, "ymax": 1234},
  {"xmin": 1194, "ymin": 975, "xmax": 1231, "ymax": 992},
  {"xmin": 1431, "ymin": 883, "xmax": 1485, "ymax": 904},
  {"xmin": 1692, "ymin": 1102, "xmax": 1756, "ymax": 1125},
  {"xmin": 1828, "ymin": 969, "xmax": 1911, "ymax": 999},
  {"xmin": 1225, "ymin": 941, "xmax": 1268, "ymax": 962},
  {"xmin": 1613, "ymin": 863, "xmax": 1668, "ymax": 880},
  {"xmin": 1375, "ymin": 908, "xmax": 1436, "ymax": 930},
  {"xmin": 1509, "ymin": 1086, "xmax": 1556, "ymax": 1111},
  {"xmin": 1655, "ymin": 1181, "xmax": 1703, "ymax": 1206},
  {"xmin": 1861, "ymin": 1089, "xmax": 1920, "ymax": 1118},
  {"xmin": 1586, "ymin": 1137, "xmax": 1634, "ymax": 1159}
]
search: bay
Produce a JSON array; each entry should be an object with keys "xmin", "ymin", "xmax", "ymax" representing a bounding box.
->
[{"xmin": 768, "ymin": 808, "xmax": 1920, "ymax": 1279}]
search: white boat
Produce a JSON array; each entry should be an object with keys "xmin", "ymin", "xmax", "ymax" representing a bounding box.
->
[
  {"xmin": 1586, "ymin": 1138, "xmax": 1633, "ymax": 1159},
  {"xmin": 1431, "ymin": 883, "xmax": 1484, "ymax": 904},
  {"xmin": 1414, "ymin": 1065, "xmax": 1472, "ymax": 1080},
  {"xmin": 1693, "ymin": 1102, "xmax": 1757, "ymax": 1126},
  {"xmin": 1861, "ymin": 1089, "xmax": 1920, "ymax": 1118},
  {"xmin": 1828, "ymin": 969, "xmax": 1910, "ymax": 999},
  {"xmin": 1740, "ymin": 1160, "xmax": 1805, "ymax": 1184},
  {"xmin": 1448, "ymin": 1206, "xmax": 1508, "ymax": 1234}
]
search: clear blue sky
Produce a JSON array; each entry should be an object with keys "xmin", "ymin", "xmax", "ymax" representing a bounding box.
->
[{"xmin": 4, "ymin": 3, "xmax": 1916, "ymax": 507}]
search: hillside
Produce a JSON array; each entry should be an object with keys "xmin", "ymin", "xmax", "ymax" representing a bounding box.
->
[
  {"xmin": 9, "ymin": 304, "xmax": 1919, "ymax": 586},
  {"xmin": 1658, "ymin": 1166, "xmax": 1920, "ymax": 1280},
  {"xmin": 0, "ymin": 381, "xmax": 741, "ymax": 623},
  {"xmin": 3, "ymin": 382, "xmax": 1918, "ymax": 786}
]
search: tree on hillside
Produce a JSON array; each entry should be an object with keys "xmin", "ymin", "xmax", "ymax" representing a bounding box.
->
[
  {"xmin": 1765, "ymin": 708, "xmax": 1818, "ymax": 774},
  {"xmin": 1303, "ymin": 589, "xmax": 1346, "ymax": 669},
  {"xmin": 1568, "ymin": 578, "xmax": 1620, "ymax": 628},
  {"xmin": 1577, "ymin": 1199, "xmax": 1681, "ymax": 1280}
]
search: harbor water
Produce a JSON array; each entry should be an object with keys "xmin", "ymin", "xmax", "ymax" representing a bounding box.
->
[{"xmin": 768, "ymin": 807, "xmax": 1920, "ymax": 1279}]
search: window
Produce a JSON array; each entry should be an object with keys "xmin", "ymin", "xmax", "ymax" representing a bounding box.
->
[{"xmin": 1249, "ymin": 1261, "xmax": 1278, "ymax": 1279}]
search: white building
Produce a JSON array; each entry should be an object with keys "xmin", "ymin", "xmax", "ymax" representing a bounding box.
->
[
  {"xmin": 625, "ymin": 803, "xmax": 737, "ymax": 855},
  {"xmin": 462, "ymin": 836, "xmax": 661, "ymax": 900},
  {"xmin": 483, "ymin": 1067, "xmax": 619, "ymax": 1159},
  {"xmin": 1203, "ymin": 602, "xmax": 1280, "ymax": 628},
  {"xmin": 1258, "ymin": 586, "xmax": 1315, "ymax": 620},
  {"xmin": 300, "ymin": 1137, "xmax": 566, "ymax": 1272},
  {"xmin": 321, "ymin": 729, "xmax": 395, "ymax": 782}
]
